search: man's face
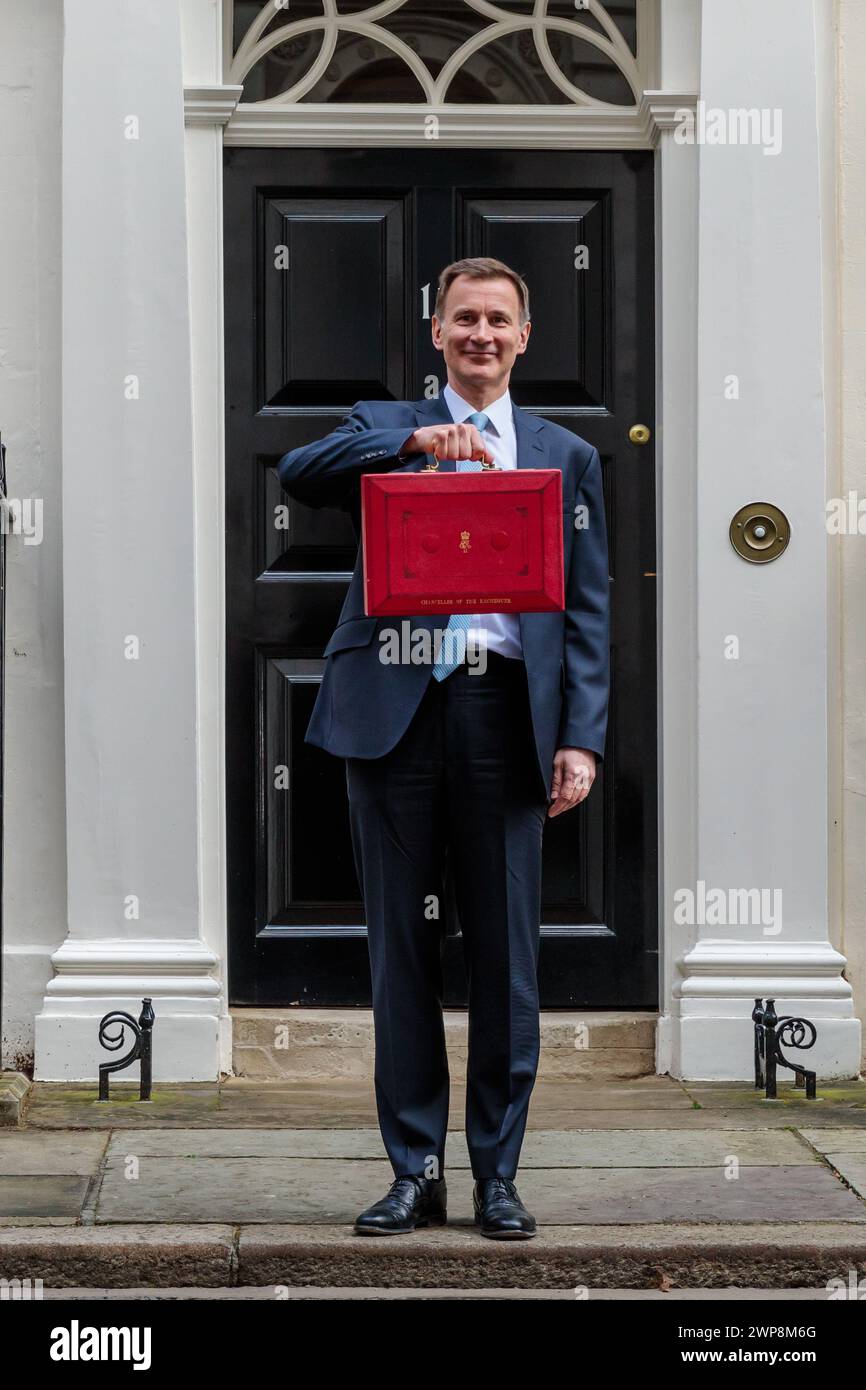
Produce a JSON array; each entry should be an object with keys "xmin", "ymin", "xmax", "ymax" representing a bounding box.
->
[{"xmin": 431, "ymin": 275, "xmax": 531, "ymax": 394}]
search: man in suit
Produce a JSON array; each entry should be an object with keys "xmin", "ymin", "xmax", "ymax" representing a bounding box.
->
[{"xmin": 277, "ymin": 256, "xmax": 609, "ymax": 1239}]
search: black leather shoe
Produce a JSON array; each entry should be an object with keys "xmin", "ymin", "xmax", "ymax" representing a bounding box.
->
[
  {"xmin": 354, "ymin": 1175, "xmax": 447, "ymax": 1235},
  {"xmin": 473, "ymin": 1177, "xmax": 537, "ymax": 1239}
]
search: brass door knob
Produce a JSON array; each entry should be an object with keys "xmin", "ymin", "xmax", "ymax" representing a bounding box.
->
[{"xmin": 629, "ymin": 424, "xmax": 651, "ymax": 445}]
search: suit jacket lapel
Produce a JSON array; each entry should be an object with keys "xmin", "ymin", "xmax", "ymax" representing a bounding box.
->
[{"xmin": 512, "ymin": 399, "xmax": 547, "ymax": 470}]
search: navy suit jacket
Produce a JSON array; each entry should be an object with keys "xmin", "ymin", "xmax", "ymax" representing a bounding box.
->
[{"xmin": 276, "ymin": 395, "xmax": 610, "ymax": 797}]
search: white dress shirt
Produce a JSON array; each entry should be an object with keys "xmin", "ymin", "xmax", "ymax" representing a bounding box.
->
[{"xmin": 441, "ymin": 382, "xmax": 524, "ymax": 662}]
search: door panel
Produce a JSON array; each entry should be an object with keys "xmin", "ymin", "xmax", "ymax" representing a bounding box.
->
[
  {"xmin": 224, "ymin": 147, "xmax": 657, "ymax": 1007},
  {"xmin": 463, "ymin": 196, "xmax": 607, "ymax": 406},
  {"xmin": 262, "ymin": 197, "xmax": 406, "ymax": 407}
]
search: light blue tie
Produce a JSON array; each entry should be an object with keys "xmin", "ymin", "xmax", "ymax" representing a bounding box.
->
[{"xmin": 431, "ymin": 411, "xmax": 491, "ymax": 682}]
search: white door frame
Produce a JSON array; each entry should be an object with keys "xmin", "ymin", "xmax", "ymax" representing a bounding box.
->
[{"xmin": 175, "ymin": 0, "xmax": 858, "ymax": 1080}]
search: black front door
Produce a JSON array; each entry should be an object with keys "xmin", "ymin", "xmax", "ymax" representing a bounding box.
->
[{"xmin": 224, "ymin": 146, "xmax": 656, "ymax": 1008}]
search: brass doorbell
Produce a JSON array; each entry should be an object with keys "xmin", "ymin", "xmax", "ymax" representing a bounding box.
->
[{"xmin": 729, "ymin": 503, "xmax": 790, "ymax": 563}]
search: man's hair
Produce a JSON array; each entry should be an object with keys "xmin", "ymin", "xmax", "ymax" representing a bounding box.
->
[{"xmin": 434, "ymin": 257, "xmax": 530, "ymax": 326}]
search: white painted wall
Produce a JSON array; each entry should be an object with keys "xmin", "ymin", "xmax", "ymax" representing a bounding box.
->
[
  {"xmin": 658, "ymin": 0, "xmax": 859, "ymax": 1079},
  {"xmin": 33, "ymin": 0, "xmax": 221, "ymax": 1080},
  {"xmin": 181, "ymin": 0, "xmax": 233, "ymax": 1076},
  {"xmin": 0, "ymin": 0, "xmax": 65, "ymax": 1070},
  {"xmin": 654, "ymin": 0, "xmax": 700, "ymax": 1075},
  {"xmin": 839, "ymin": 0, "xmax": 866, "ymax": 1068}
]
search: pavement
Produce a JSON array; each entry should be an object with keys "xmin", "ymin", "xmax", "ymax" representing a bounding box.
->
[{"xmin": 1, "ymin": 1074, "xmax": 866, "ymax": 1297}]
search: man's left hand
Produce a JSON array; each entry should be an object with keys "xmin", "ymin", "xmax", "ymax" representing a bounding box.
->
[{"xmin": 548, "ymin": 747, "xmax": 596, "ymax": 817}]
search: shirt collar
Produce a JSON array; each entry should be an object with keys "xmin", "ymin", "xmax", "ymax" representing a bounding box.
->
[{"xmin": 443, "ymin": 382, "xmax": 512, "ymax": 438}]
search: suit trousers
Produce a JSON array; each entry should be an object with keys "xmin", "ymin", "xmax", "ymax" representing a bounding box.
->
[{"xmin": 345, "ymin": 650, "xmax": 549, "ymax": 1182}]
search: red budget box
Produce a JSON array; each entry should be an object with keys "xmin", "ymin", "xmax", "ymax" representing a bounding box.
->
[{"xmin": 360, "ymin": 468, "xmax": 564, "ymax": 616}]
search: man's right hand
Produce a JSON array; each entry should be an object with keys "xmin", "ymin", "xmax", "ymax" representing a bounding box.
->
[{"xmin": 400, "ymin": 423, "xmax": 495, "ymax": 467}]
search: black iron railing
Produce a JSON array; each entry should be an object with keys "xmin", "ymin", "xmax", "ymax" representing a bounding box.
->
[{"xmin": 753, "ymin": 997, "xmax": 818, "ymax": 1100}]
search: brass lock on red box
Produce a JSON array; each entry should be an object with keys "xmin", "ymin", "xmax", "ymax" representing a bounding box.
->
[{"xmin": 361, "ymin": 465, "xmax": 564, "ymax": 617}]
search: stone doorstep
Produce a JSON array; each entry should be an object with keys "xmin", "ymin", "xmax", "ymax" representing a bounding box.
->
[
  {"xmin": 231, "ymin": 1010, "xmax": 659, "ymax": 1081},
  {"xmin": 231, "ymin": 1010, "xmax": 658, "ymax": 1049},
  {"xmin": 1, "ymin": 1224, "xmax": 865, "ymax": 1291},
  {"xmin": 232, "ymin": 1048, "xmax": 657, "ymax": 1082}
]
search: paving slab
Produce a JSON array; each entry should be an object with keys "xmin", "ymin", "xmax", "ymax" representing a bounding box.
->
[
  {"xmin": 681, "ymin": 1084, "xmax": 866, "ymax": 1109},
  {"xmin": 527, "ymin": 1107, "xmax": 866, "ymax": 1129},
  {"xmin": 94, "ymin": 1157, "xmax": 396, "ymax": 1224},
  {"xmin": 503, "ymin": 1129, "xmax": 817, "ymax": 1166},
  {"xmin": 0, "ymin": 1132, "xmax": 108, "ymax": 1175},
  {"xmin": 22, "ymin": 1086, "xmax": 222, "ymax": 1130},
  {"xmin": 492, "ymin": 1082, "xmax": 697, "ymax": 1112},
  {"xmin": 100, "ymin": 1126, "xmax": 817, "ymax": 1167},
  {"xmin": 511, "ymin": 1165, "xmax": 866, "ymax": 1225},
  {"xmin": 24, "ymin": 1105, "xmax": 866, "ymax": 1133},
  {"xmin": 22, "ymin": 1078, "xmax": 866, "ymax": 1131},
  {"xmin": 801, "ymin": 1129, "xmax": 866, "ymax": 1154},
  {"xmin": 0, "ymin": 1176, "xmax": 92, "ymax": 1224},
  {"xmin": 818, "ymin": 1155, "xmax": 866, "ymax": 1199},
  {"xmin": 89, "ymin": 1155, "xmax": 865, "ymax": 1226},
  {"xmin": 103, "ymin": 1128, "xmax": 392, "ymax": 1159}
]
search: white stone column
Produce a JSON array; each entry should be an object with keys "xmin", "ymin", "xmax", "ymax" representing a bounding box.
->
[
  {"xmin": 34, "ymin": 0, "xmax": 220, "ymax": 1079},
  {"xmin": 839, "ymin": 0, "xmax": 866, "ymax": 1071},
  {"xmin": 653, "ymin": 0, "xmax": 701, "ymax": 1074},
  {"xmin": 659, "ymin": 0, "xmax": 860, "ymax": 1079},
  {"xmin": 180, "ymin": 0, "xmax": 242, "ymax": 1076}
]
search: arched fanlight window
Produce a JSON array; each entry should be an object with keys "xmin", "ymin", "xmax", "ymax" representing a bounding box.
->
[{"xmin": 226, "ymin": 0, "xmax": 644, "ymax": 108}]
